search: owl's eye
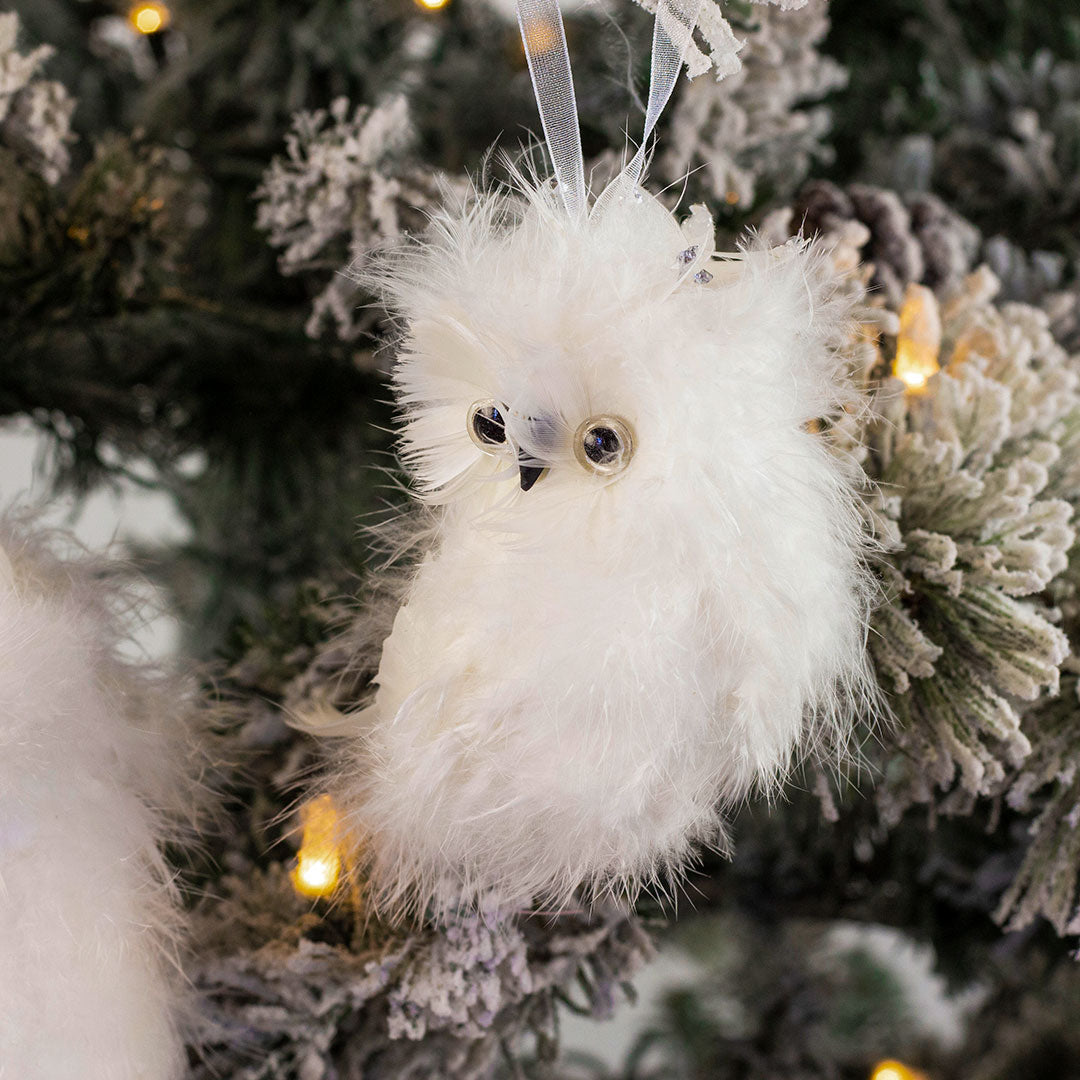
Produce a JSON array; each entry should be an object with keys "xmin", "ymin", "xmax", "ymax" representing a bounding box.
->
[
  {"xmin": 573, "ymin": 415, "xmax": 635, "ymax": 477},
  {"xmin": 468, "ymin": 400, "xmax": 508, "ymax": 452}
]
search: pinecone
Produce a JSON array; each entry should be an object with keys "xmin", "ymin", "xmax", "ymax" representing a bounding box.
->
[{"xmin": 786, "ymin": 179, "xmax": 980, "ymax": 306}]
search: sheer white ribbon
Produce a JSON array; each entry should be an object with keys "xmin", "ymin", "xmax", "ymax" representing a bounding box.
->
[
  {"xmin": 516, "ymin": 0, "xmax": 705, "ymax": 218},
  {"xmin": 516, "ymin": 0, "xmax": 587, "ymax": 218}
]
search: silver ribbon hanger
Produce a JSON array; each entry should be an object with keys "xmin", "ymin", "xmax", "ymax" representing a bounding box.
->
[{"xmin": 516, "ymin": 0, "xmax": 705, "ymax": 218}]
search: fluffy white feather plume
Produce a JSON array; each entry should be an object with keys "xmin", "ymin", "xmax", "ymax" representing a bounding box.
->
[
  {"xmin": 0, "ymin": 517, "xmax": 197, "ymax": 1079},
  {"xmin": 297, "ymin": 179, "xmax": 876, "ymax": 919}
]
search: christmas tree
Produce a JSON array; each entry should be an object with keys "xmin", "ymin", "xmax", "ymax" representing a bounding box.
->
[{"xmin": 3, "ymin": 1, "xmax": 1080, "ymax": 1077}]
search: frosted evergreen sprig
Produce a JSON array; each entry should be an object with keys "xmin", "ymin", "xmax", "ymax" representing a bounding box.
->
[
  {"xmin": 0, "ymin": 12, "xmax": 74, "ymax": 185},
  {"xmin": 256, "ymin": 95, "xmax": 466, "ymax": 343},
  {"xmin": 188, "ymin": 865, "xmax": 652, "ymax": 1080},
  {"xmin": 862, "ymin": 271, "xmax": 1078, "ymax": 817},
  {"xmin": 769, "ymin": 232, "xmax": 1078, "ymax": 821},
  {"xmin": 766, "ymin": 181, "xmax": 1080, "ymax": 832},
  {"xmin": 657, "ymin": 0, "xmax": 845, "ymax": 212},
  {"xmin": 991, "ymin": 664, "xmax": 1080, "ymax": 938},
  {"xmin": 996, "ymin": 769, "xmax": 1080, "ymax": 938}
]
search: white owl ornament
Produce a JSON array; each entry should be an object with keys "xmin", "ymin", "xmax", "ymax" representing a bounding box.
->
[{"xmin": 301, "ymin": 0, "xmax": 874, "ymax": 918}]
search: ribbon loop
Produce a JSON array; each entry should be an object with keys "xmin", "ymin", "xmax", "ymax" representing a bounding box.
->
[
  {"xmin": 516, "ymin": 0, "xmax": 705, "ymax": 217},
  {"xmin": 516, "ymin": 0, "xmax": 587, "ymax": 219},
  {"xmin": 624, "ymin": 0, "xmax": 705, "ymax": 191}
]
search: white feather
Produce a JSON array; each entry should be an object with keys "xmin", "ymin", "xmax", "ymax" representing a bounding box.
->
[
  {"xmin": 320, "ymin": 179, "xmax": 875, "ymax": 918},
  {"xmin": 0, "ymin": 517, "xmax": 196, "ymax": 1079}
]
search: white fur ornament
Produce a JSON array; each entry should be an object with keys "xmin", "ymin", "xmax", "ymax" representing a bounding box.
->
[
  {"xmin": 0, "ymin": 518, "xmax": 197, "ymax": 1079},
  {"xmin": 299, "ymin": 0, "xmax": 875, "ymax": 917}
]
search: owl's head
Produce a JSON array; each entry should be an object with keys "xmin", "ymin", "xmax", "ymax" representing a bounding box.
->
[{"xmin": 366, "ymin": 178, "xmax": 852, "ymax": 522}]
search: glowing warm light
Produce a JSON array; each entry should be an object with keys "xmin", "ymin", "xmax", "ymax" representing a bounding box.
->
[
  {"xmin": 521, "ymin": 16, "xmax": 560, "ymax": 54},
  {"xmin": 290, "ymin": 794, "xmax": 343, "ymax": 900},
  {"xmin": 296, "ymin": 856, "xmax": 337, "ymax": 892},
  {"xmin": 129, "ymin": 2, "xmax": 170, "ymax": 34},
  {"xmin": 892, "ymin": 283, "xmax": 942, "ymax": 394},
  {"xmin": 872, "ymin": 1068, "xmax": 903, "ymax": 1080},
  {"xmin": 870, "ymin": 1061, "xmax": 927, "ymax": 1080},
  {"xmin": 414, "ymin": 0, "xmax": 450, "ymax": 11}
]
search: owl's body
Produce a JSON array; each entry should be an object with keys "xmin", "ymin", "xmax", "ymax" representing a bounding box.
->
[{"xmin": 324, "ymin": 183, "xmax": 872, "ymax": 916}]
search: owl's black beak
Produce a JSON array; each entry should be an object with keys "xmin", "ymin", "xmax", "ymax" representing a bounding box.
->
[{"xmin": 517, "ymin": 449, "xmax": 547, "ymax": 491}]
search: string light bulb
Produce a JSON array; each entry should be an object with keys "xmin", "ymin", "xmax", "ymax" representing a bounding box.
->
[
  {"xmin": 128, "ymin": 2, "xmax": 171, "ymax": 34},
  {"xmin": 414, "ymin": 0, "xmax": 451, "ymax": 11},
  {"xmin": 892, "ymin": 283, "xmax": 942, "ymax": 394},
  {"xmin": 870, "ymin": 1060, "xmax": 928, "ymax": 1080},
  {"xmin": 290, "ymin": 794, "xmax": 343, "ymax": 900}
]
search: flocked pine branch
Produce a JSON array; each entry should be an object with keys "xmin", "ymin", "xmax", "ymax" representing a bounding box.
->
[
  {"xmin": 657, "ymin": 0, "xmax": 846, "ymax": 213},
  {"xmin": 256, "ymin": 95, "xmax": 467, "ymax": 344},
  {"xmin": 0, "ymin": 11, "xmax": 74, "ymax": 185},
  {"xmin": 765, "ymin": 190, "xmax": 1080, "ymax": 935},
  {"xmin": 995, "ymin": 667, "xmax": 1080, "ymax": 937},
  {"xmin": 189, "ymin": 868, "xmax": 651, "ymax": 1080}
]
